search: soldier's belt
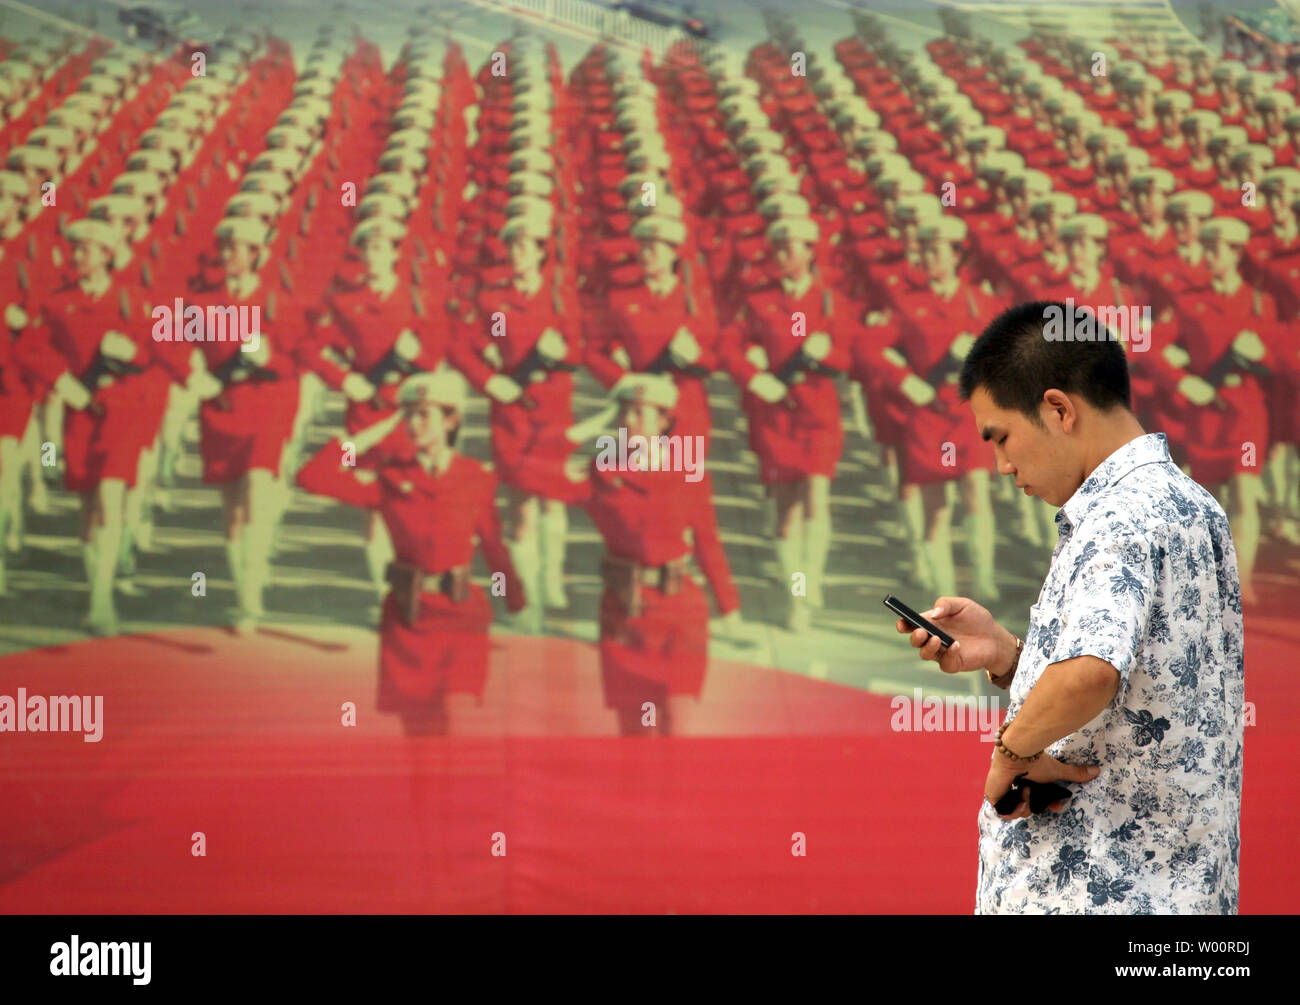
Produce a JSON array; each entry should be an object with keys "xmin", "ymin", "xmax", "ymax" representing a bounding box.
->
[
  {"xmin": 386, "ymin": 561, "xmax": 472, "ymax": 625},
  {"xmin": 601, "ymin": 554, "xmax": 687, "ymax": 618}
]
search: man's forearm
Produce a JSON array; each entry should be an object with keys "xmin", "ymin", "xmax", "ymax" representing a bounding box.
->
[{"xmin": 999, "ymin": 656, "xmax": 1120, "ymax": 756}]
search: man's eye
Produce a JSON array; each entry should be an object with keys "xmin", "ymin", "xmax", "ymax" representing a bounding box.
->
[{"xmin": 998, "ymin": 436, "xmax": 1007, "ymax": 446}]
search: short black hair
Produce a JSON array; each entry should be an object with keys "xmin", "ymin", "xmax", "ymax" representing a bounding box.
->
[{"xmin": 958, "ymin": 300, "xmax": 1132, "ymax": 425}]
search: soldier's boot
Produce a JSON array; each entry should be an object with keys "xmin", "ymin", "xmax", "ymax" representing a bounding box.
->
[
  {"xmin": 268, "ymin": 475, "xmax": 291, "ymax": 556},
  {"xmin": 506, "ymin": 534, "xmax": 543, "ymax": 634},
  {"xmin": 0, "ymin": 513, "xmax": 8, "ymax": 595},
  {"xmin": 923, "ymin": 522, "xmax": 957, "ymax": 602},
  {"xmin": 225, "ymin": 538, "xmax": 253, "ymax": 633},
  {"xmin": 115, "ymin": 522, "xmax": 141, "ymax": 597},
  {"xmin": 775, "ymin": 524, "xmax": 808, "ymax": 631},
  {"xmin": 965, "ymin": 510, "xmax": 1000, "ymax": 603},
  {"xmin": 539, "ymin": 505, "xmax": 570, "ymax": 610},
  {"xmin": 1015, "ymin": 491, "xmax": 1043, "ymax": 548},
  {"xmin": 243, "ymin": 542, "xmax": 270, "ymax": 624},
  {"xmin": 900, "ymin": 491, "xmax": 936, "ymax": 597},
  {"xmin": 364, "ymin": 524, "xmax": 394, "ymax": 610},
  {"xmin": 803, "ymin": 514, "xmax": 830, "ymax": 610},
  {"xmin": 84, "ymin": 538, "xmax": 118, "ymax": 637}
]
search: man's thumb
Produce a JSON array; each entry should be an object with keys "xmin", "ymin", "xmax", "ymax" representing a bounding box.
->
[{"xmin": 1065, "ymin": 764, "xmax": 1102, "ymax": 783}]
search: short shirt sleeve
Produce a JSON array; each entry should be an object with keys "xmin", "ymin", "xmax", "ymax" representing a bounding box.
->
[{"xmin": 1047, "ymin": 522, "xmax": 1160, "ymax": 684}]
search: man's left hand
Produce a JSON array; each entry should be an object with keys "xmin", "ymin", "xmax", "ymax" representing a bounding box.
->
[{"xmin": 984, "ymin": 750, "xmax": 1101, "ymax": 821}]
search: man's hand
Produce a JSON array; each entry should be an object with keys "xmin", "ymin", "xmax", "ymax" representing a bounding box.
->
[
  {"xmin": 895, "ymin": 595, "xmax": 1017, "ymax": 676},
  {"xmin": 984, "ymin": 749, "xmax": 1101, "ymax": 820}
]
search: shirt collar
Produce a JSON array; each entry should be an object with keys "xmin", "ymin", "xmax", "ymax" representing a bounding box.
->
[{"xmin": 1057, "ymin": 432, "xmax": 1171, "ymax": 533}]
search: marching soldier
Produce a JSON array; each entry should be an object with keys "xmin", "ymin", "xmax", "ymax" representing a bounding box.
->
[
  {"xmin": 449, "ymin": 206, "xmax": 583, "ymax": 628},
  {"xmin": 587, "ymin": 214, "xmax": 721, "ymax": 459},
  {"xmin": 875, "ymin": 215, "xmax": 1005, "ymax": 606},
  {"xmin": 14, "ymin": 219, "xmax": 186, "ymax": 634},
  {"xmin": 296, "ymin": 370, "xmax": 526, "ymax": 736},
  {"xmin": 183, "ymin": 216, "xmax": 305, "ymax": 631},
  {"xmin": 309, "ymin": 216, "xmax": 446, "ymax": 613},
  {"xmin": 722, "ymin": 215, "xmax": 849, "ymax": 630},
  {"xmin": 1160, "ymin": 217, "xmax": 1278, "ymax": 604}
]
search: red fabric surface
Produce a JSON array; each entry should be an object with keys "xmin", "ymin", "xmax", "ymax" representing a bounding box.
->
[{"xmin": 0, "ymin": 621, "xmax": 1293, "ymax": 913}]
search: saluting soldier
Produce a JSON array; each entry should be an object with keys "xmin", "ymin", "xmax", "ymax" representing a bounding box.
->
[{"xmin": 297, "ymin": 370, "xmax": 526, "ymax": 736}]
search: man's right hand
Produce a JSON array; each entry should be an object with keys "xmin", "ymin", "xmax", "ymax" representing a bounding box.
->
[{"xmin": 894, "ymin": 595, "xmax": 1017, "ymax": 676}]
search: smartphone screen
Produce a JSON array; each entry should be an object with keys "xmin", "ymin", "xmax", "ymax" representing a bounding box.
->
[{"xmin": 883, "ymin": 594, "xmax": 955, "ymax": 649}]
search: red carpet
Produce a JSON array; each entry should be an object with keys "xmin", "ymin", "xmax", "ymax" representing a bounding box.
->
[{"xmin": 0, "ymin": 619, "xmax": 1294, "ymax": 913}]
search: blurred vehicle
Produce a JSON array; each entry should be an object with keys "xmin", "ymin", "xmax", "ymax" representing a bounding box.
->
[
  {"xmin": 612, "ymin": 1, "xmax": 712, "ymax": 38},
  {"xmin": 118, "ymin": 5, "xmax": 202, "ymax": 46}
]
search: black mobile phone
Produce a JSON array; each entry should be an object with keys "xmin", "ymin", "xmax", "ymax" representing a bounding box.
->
[
  {"xmin": 993, "ymin": 775, "xmax": 1074, "ymax": 815},
  {"xmin": 883, "ymin": 594, "xmax": 955, "ymax": 650}
]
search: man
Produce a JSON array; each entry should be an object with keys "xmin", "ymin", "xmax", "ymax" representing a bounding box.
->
[{"xmin": 897, "ymin": 300, "xmax": 1244, "ymax": 914}]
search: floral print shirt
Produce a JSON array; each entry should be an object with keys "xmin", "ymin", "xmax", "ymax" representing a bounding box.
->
[{"xmin": 977, "ymin": 433, "xmax": 1245, "ymax": 914}]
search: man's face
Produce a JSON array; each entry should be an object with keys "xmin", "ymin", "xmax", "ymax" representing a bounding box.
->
[
  {"xmin": 619, "ymin": 399, "xmax": 669, "ymax": 440},
  {"xmin": 970, "ymin": 386, "xmax": 1080, "ymax": 507}
]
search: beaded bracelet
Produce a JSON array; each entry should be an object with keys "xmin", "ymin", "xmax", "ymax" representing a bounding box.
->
[{"xmin": 995, "ymin": 719, "xmax": 1042, "ymax": 763}]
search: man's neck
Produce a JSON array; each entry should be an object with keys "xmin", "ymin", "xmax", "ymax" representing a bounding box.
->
[{"xmin": 1079, "ymin": 417, "xmax": 1149, "ymax": 486}]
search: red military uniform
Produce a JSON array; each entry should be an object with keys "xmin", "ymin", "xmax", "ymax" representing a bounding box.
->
[
  {"xmin": 19, "ymin": 278, "xmax": 180, "ymax": 492},
  {"xmin": 182, "ymin": 273, "xmax": 305, "ymax": 484},
  {"xmin": 587, "ymin": 265, "xmax": 720, "ymax": 455},
  {"xmin": 450, "ymin": 271, "xmax": 585, "ymax": 502},
  {"xmin": 882, "ymin": 279, "xmax": 1001, "ymax": 484},
  {"xmin": 1165, "ymin": 281, "xmax": 1279, "ymax": 485},
  {"xmin": 576, "ymin": 460, "xmax": 740, "ymax": 709},
  {"xmin": 297, "ymin": 437, "xmax": 523, "ymax": 711},
  {"xmin": 310, "ymin": 271, "xmax": 446, "ymax": 433},
  {"xmin": 723, "ymin": 272, "xmax": 851, "ymax": 484}
]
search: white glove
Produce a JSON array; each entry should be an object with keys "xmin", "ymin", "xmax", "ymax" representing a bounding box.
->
[
  {"xmin": 342, "ymin": 372, "xmax": 376, "ymax": 402},
  {"xmin": 949, "ymin": 332, "xmax": 975, "ymax": 361},
  {"xmin": 54, "ymin": 372, "xmax": 92, "ymax": 411},
  {"xmin": 1231, "ymin": 330, "xmax": 1265, "ymax": 363},
  {"xmin": 4, "ymin": 303, "xmax": 28, "ymax": 330},
  {"xmin": 900, "ymin": 373, "xmax": 937, "ymax": 407},
  {"xmin": 745, "ymin": 345, "xmax": 770, "ymax": 371},
  {"xmin": 189, "ymin": 370, "xmax": 223, "ymax": 401},
  {"xmin": 1178, "ymin": 375, "xmax": 1216, "ymax": 407},
  {"xmin": 482, "ymin": 342, "xmax": 504, "ymax": 371},
  {"xmin": 485, "ymin": 373, "xmax": 524, "ymax": 404},
  {"xmin": 747, "ymin": 372, "xmax": 788, "ymax": 404},
  {"xmin": 611, "ymin": 345, "xmax": 632, "ymax": 370},
  {"xmin": 1162, "ymin": 344, "xmax": 1191, "ymax": 370}
]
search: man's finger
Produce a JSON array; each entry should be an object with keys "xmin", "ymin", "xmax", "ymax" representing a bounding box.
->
[{"xmin": 1058, "ymin": 763, "xmax": 1102, "ymax": 784}]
